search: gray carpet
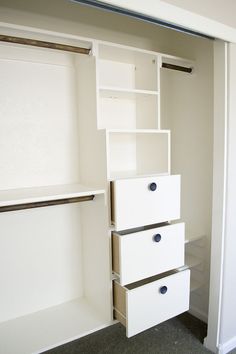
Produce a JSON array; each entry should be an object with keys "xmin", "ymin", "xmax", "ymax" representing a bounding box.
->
[{"xmin": 45, "ymin": 313, "xmax": 213, "ymax": 354}]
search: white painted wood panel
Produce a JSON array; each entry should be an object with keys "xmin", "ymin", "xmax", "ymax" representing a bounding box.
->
[
  {"xmin": 112, "ymin": 175, "xmax": 180, "ymax": 230},
  {"xmin": 0, "ymin": 298, "xmax": 110, "ymax": 354},
  {"xmin": 113, "ymin": 223, "xmax": 185, "ymax": 285},
  {"xmin": 0, "ymin": 184, "xmax": 104, "ymax": 207},
  {"xmin": 124, "ymin": 270, "xmax": 190, "ymax": 337},
  {"xmin": 127, "ymin": 270, "xmax": 190, "ymax": 337}
]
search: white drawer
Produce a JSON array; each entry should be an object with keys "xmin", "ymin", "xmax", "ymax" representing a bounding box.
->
[
  {"xmin": 111, "ymin": 175, "xmax": 180, "ymax": 231},
  {"xmin": 114, "ymin": 269, "xmax": 190, "ymax": 337},
  {"xmin": 112, "ymin": 223, "xmax": 185, "ymax": 285}
]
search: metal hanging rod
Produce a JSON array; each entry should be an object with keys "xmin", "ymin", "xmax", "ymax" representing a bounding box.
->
[
  {"xmin": 162, "ymin": 62, "xmax": 193, "ymax": 73},
  {"xmin": 0, "ymin": 195, "xmax": 95, "ymax": 213},
  {"xmin": 0, "ymin": 34, "xmax": 91, "ymax": 55}
]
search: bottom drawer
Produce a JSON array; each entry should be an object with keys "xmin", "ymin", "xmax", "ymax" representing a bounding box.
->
[{"xmin": 113, "ymin": 269, "xmax": 190, "ymax": 337}]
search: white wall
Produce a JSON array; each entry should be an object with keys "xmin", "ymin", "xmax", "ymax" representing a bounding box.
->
[
  {"xmin": 100, "ymin": 0, "xmax": 236, "ymax": 43},
  {"xmin": 162, "ymin": 0, "xmax": 236, "ymax": 28}
]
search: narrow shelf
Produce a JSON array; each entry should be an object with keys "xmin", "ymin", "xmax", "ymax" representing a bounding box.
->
[
  {"xmin": 99, "ymin": 86, "xmax": 159, "ymax": 97},
  {"xmin": 106, "ymin": 129, "xmax": 169, "ymax": 134},
  {"xmin": 109, "ymin": 170, "xmax": 169, "ymax": 181},
  {"xmin": 185, "ymin": 234, "xmax": 206, "ymax": 244},
  {"xmin": 0, "ymin": 298, "xmax": 109, "ymax": 354},
  {"xmin": 0, "ymin": 184, "xmax": 105, "ymax": 211},
  {"xmin": 177, "ymin": 255, "xmax": 203, "ymax": 272}
]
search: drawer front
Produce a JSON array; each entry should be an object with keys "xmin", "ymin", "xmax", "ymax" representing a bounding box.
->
[
  {"xmin": 113, "ymin": 223, "xmax": 185, "ymax": 285},
  {"xmin": 111, "ymin": 175, "xmax": 180, "ymax": 231},
  {"xmin": 127, "ymin": 270, "xmax": 190, "ymax": 337}
]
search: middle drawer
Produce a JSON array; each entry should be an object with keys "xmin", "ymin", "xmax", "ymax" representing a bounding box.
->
[{"xmin": 112, "ymin": 222, "xmax": 185, "ymax": 285}]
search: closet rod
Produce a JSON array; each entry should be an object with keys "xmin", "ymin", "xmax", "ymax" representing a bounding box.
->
[
  {"xmin": 0, "ymin": 34, "xmax": 91, "ymax": 55},
  {"xmin": 162, "ymin": 62, "xmax": 193, "ymax": 73},
  {"xmin": 0, "ymin": 195, "xmax": 95, "ymax": 213}
]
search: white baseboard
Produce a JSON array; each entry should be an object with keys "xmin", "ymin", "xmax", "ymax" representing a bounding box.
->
[
  {"xmin": 188, "ymin": 306, "xmax": 208, "ymax": 323},
  {"xmin": 218, "ymin": 336, "xmax": 236, "ymax": 354}
]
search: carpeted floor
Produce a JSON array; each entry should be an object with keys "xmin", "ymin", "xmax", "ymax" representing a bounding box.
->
[{"xmin": 45, "ymin": 313, "xmax": 213, "ymax": 354}]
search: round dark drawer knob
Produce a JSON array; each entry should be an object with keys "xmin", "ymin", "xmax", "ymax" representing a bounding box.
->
[
  {"xmin": 149, "ymin": 182, "xmax": 157, "ymax": 191},
  {"xmin": 153, "ymin": 234, "xmax": 161, "ymax": 242},
  {"xmin": 160, "ymin": 286, "xmax": 168, "ymax": 294}
]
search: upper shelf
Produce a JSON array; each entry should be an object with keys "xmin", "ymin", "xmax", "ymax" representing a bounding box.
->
[
  {"xmin": 99, "ymin": 86, "xmax": 159, "ymax": 97},
  {"xmin": 0, "ymin": 184, "xmax": 105, "ymax": 211}
]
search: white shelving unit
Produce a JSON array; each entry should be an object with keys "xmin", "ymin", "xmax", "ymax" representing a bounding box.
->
[{"xmin": 96, "ymin": 43, "xmax": 160, "ymax": 130}]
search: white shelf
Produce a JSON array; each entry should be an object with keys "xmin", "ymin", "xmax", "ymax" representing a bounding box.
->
[
  {"xmin": 0, "ymin": 183, "xmax": 105, "ymax": 208},
  {"xmin": 177, "ymin": 255, "xmax": 203, "ymax": 272},
  {"xmin": 109, "ymin": 170, "xmax": 169, "ymax": 180},
  {"xmin": 99, "ymin": 86, "xmax": 159, "ymax": 97},
  {"xmin": 106, "ymin": 129, "xmax": 169, "ymax": 134},
  {"xmin": 185, "ymin": 234, "xmax": 206, "ymax": 244},
  {"xmin": 0, "ymin": 298, "xmax": 110, "ymax": 354}
]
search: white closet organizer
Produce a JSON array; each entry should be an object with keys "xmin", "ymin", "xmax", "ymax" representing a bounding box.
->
[
  {"xmin": 0, "ymin": 21, "xmax": 210, "ymax": 353},
  {"xmin": 96, "ymin": 42, "xmax": 191, "ymax": 337}
]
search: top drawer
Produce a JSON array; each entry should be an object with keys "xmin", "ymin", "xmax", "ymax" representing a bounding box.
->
[{"xmin": 111, "ymin": 175, "xmax": 180, "ymax": 231}]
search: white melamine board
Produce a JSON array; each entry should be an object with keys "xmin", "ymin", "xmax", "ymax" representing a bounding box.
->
[
  {"xmin": 114, "ymin": 222, "xmax": 185, "ymax": 285},
  {"xmin": 107, "ymin": 130, "xmax": 170, "ymax": 179},
  {"xmin": 98, "ymin": 89, "xmax": 158, "ymax": 130},
  {"xmin": 185, "ymin": 234, "xmax": 206, "ymax": 244},
  {"xmin": 126, "ymin": 269, "xmax": 190, "ymax": 337},
  {"xmin": 0, "ymin": 184, "xmax": 104, "ymax": 207},
  {"xmin": 98, "ymin": 60, "xmax": 136, "ymax": 89},
  {"xmin": 76, "ymin": 54, "xmax": 108, "ymax": 188},
  {"xmin": 0, "ymin": 44, "xmax": 80, "ymax": 190},
  {"xmin": 99, "ymin": 87, "xmax": 158, "ymax": 95},
  {"xmin": 0, "ymin": 298, "xmax": 109, "ymax": 354},
  {"xmin": 81, "ymin": 195, "xmax": 112, "ymax": 322},
  {"xmin": 97, "ymin": 45, "xmax": 158, "ymax": 91},
  {"xmin": 112, "ymin": 175, "xmax": 180, "ymax": 230},
  {"xmin": 0, "ymin": 204, "xmax": 83, "ymax": 323},
  {"xmin": 98, "ymin": 41, "xmax": 160, "ymax": 61}
]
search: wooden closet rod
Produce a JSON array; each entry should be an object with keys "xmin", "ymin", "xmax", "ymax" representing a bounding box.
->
[
  {"xmin": 0, "ymin": 195, "xmax": 95, "ymax": 213},
  {"xmin": 0, "ymin": 34, "xmax": 91, "ymax": 55},
  {"xmin": 162, "ymin": 62, "xmax": 193, "ymax": 73}
]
